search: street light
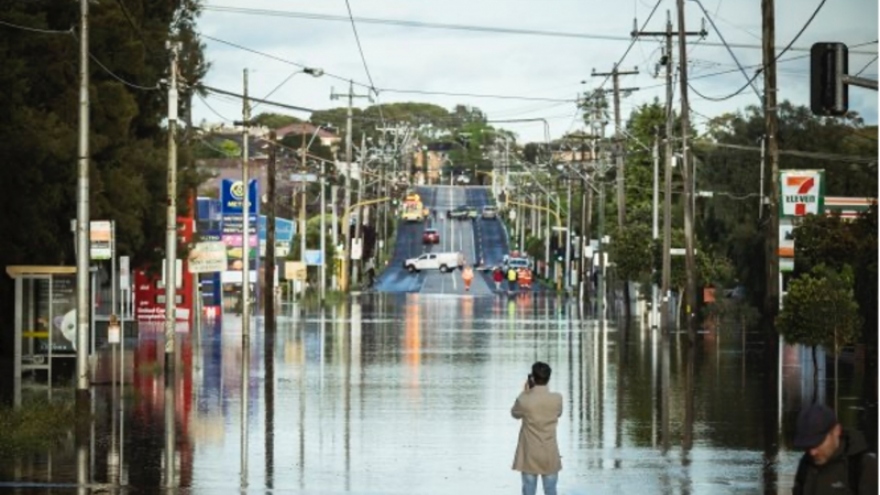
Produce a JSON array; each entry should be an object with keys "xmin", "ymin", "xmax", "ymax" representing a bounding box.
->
[{"xmin": 263, "ymin": 66, "xmax": 323, "ymax": 312}]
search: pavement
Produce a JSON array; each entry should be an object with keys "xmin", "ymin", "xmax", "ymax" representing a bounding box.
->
[{"xmin": 374, "ymin": 186, "xmax": 510, "ymax": 296}]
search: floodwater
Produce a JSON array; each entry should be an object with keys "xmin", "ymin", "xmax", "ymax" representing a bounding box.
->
[{"xmin": 1, "ymin": 293, "xmax": 867, "ymax": 494}]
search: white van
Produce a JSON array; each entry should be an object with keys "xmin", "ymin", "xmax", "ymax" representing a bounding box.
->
[{"xmin": 403, "ymin": 252, "xmax": 464, "ymax": 273}]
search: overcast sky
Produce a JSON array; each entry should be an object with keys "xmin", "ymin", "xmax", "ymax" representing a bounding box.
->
[{"xmin": 192, "ymin": 0, "xmax": 879, "ymax": 143}]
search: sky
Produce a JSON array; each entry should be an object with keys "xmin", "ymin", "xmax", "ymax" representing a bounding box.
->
[{"xmin": 191, "ymin": 0, "xmax": 879, "ymax": 143}]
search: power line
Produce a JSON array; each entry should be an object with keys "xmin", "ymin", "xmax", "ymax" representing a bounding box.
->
[
  {"xmin": 694, "ymin": 141, "xmax": 877, "ymax": 163},
  {"xmin": 691, "ymin": 0, "xmax": 762, "ymax": 102},
  {"xmin": 199, "ymin": 33, "xmax": 373, "ymax": 90},
  {"xmin": 199, "ymin": 32, "xmax": 579, "ymax": 104},
  {"xmin": 68, "ymin": 30, "xmax": 161, "ymax": 91},
  {"xmin": 638, "ymin": 40, "xmax": 878, "ymax": 91},
  {"xmin": 379, "ymin": 88, "xmax": 575, "ymax": 103},
  {"xmin": 854, "ymin": 55, "xmax": 878, "ymax": 77},
  {"xmin": 686, "ymin": 0, "xmax": 828, "ymax": 102},
  {"xmin": 199, "ymin": 5, "xmax": 875, "ymax": 54},
  {"xmin": 0, "ymin": 18, "xmax": 73, "ymax": 34},
  {"xmin": 341, "ymin": 0, "xmax": 389, "ymax": 132},
  {"xmin": 199, "ymin": 84, "xmax": 316, "ymax": 113},
  {"xmin": 343, "ymin": 0, "xmax": 378, "ymax": 93}
]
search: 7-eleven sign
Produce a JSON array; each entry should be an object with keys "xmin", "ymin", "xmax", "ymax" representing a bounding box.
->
[{"xmin": 780, "ymin": 170, "xmax": 825, "ymax": 218}]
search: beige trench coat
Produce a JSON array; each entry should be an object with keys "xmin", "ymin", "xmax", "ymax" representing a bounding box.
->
[{"xmin": 511, "ymin": 385, "xmax": 563, "ymax": 474}]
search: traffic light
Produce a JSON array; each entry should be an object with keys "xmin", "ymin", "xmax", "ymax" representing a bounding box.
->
[
  {"xmin": 555, "ymin": 248, "xmax": 564, "ymax": 263},
  {"xmin": 810, "ymin": 42, "xmax": 848, "ymax": 116}
]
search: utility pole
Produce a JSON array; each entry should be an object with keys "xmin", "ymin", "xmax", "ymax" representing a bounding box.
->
[
  {"xmin": 265, "ymin": 130, "xmax": 277, "ymax": 333},
  {"xmin": 299, "ymin": 133, "xmax": 307, "ymax": 280},
  {"xmin": 164, "ymin": 42, "xmax": 180, "ymax": 376},
  {"xmin": 633, "ymin": 10, "xmax": 706, "ymax": 333},
  {"xmin": 238, "ymin": 69, "xmax": 252, "ymax": 339},
  {"xmin": 330, "ymin": 81, "xmax": 371, "ymax": 291},
  {"xmin": 676, "ymin": 0, "xmax": 699, "ymax": 343},
  {"xmin": 352, "ymin": 133, "xmax": 367, "ymax": 288},
  {"xmin": 592, "ymin": 64, "xmax": 639, "ymax": 228},
  {"xmin": 651, "ymin": 130, "xmax": 660, "ymax": 330},
  {"xmin": 762, "ymin": 0, "xmax": 780, "ymax": 317},
  {"xmin": 319, "ymin": 158, "xmax": 326, "ymax": 303},
  {"xmin": 75, "ymin": 0, "xmax": 91, "ymax": 413}
]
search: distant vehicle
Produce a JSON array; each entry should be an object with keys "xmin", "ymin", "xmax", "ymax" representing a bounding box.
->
[
  {"xmin": 401, "ymin": 193, "xmax": 425, "ymax": 222},
  {"xmin": 447, "ymin": 206, "xmax": 471, "ymax": 220},
  {"xmin": 422, "ymin": 228, "xmax": 440, "ymax": 244},
  {"xmin": 503, "ymin": 257, "xmax": 532, "ymax": 271},
  {"xmin": 403, "ymin": 252, "xmax": 463, "ymax": 273},
  {"xmin": 448, "ymin": 206, "xmax": 478, "ymax": 220},
  {"xmin": 481, "ymin": 206, "xmax": 498, "ymax": 219}
]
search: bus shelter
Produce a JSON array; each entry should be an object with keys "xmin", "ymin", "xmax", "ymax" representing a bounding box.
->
[{"xmin": 7, "ymin": 265, "xmax": 78, "ymax": 406}]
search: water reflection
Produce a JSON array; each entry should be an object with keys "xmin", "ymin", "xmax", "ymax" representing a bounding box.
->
[{"xmin": 0, "ymin": 294, "xmax": 867, "ymax": 494}]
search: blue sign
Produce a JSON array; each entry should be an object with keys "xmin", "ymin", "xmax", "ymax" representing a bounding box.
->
[
  {"xmin": 304, "ymin": 250, "xmax": 324, "ymax": 266},
  {"xmin": 221, "ymin": 179, "xmax": 258, "ymax": 215},
  {"xmin": 258, "ymin": 216, "xmax": 296, "ymax": 243}
]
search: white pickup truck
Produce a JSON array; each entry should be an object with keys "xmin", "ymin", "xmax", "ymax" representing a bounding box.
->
[{"xmin": 403, "ymin": 251, "xmax": 464, "ymax": 273}]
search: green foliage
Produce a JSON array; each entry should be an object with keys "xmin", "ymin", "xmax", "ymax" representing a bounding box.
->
[
  {"xmin": 793, "ymin": 206, "xmax": 878, "ymax": 345},
  {"xmin": 0, "ymin": 399, "xmax": 74, "ymax": 457},
  {"xmin": 252, "ymin": 112, "xmax": 301, "ymax": 129},
  {"xmin": 610, "ymin": 224, "xmax": 652, "ymax": 284},
  {"xmin": 694, "ymin": 101, "xmax": 877, "ymax": 308},
  {"xmin": 0, "ymin": 1, "xmax": 207, "ymax": 272},
  {"xmin": 776, "ymin": 265, "xmax": 862, "ymax": 353}
]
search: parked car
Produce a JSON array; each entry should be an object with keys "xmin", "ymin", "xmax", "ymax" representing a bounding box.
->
[
  {"xmin": 481, "ymin": 206, "xmax": 498, "ymax": 219},
  {"xmin": 422, "ymin": 228, "xmax": 440, "ymax": 244}
]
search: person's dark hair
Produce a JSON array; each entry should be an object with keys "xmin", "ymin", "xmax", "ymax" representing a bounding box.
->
[{"xmin": 531, "ymin": 362, "xmax": 552, "ymax": 385}]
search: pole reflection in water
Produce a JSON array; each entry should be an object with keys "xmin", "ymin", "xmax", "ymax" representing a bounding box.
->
[
  {"xmin": 660, "ymin": 331, "xmax": 671, "ymax": 453},
  {"xmin": 297, "ymin": 309, "xmax": 306, "ymax": 490},
  {"xmin": 240, "ymin": 321, "xmax": 250, "ymax": 489},
  {"xmin": 651, "ymin": 325, "xmax": 657, "ymax": 449},
  {"xmin": 264, "ymin": 316, "xmax": 275, "ymax": 489},
  {"xmin": 164, "ymin": 337, "xmax": 176, "ymax": 489},
  {"xmin": 346, "ymin": 300, "xmax": 360, "ymax": 492},
  {"xmin": 763, "ymin": 327, "xmax": 781, "ymax": 494},
  {"xmin": 683, "ymin": 342, "xmax": 695, "ymax": 453}
]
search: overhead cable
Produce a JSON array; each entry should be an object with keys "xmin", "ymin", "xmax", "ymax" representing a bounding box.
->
[{"xmin": 199, "ymin": 5, "xmax": 875, "ymax": 54}]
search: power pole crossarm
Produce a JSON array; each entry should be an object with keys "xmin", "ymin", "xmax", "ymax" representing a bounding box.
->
[
  {"xmin": 633, "ymin": 9, "xmax": 707, "ymax": 334},
  {"xmin": 592, "ymin": 65, "xmax": 638, "ymax": 229}
]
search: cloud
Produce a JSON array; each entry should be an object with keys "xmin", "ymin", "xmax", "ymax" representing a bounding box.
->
[{"xmin": 192, "ymin": 0, "xmax": 879, "ymax": 142}]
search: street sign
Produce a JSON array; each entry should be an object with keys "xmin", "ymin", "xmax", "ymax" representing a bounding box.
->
[
  {"xmin": 188, "ymin": 241, "xmax": 228, "ymax": 273},
  {"xmin": 108, "ymin": 314, "xmax": 120, "ymax": 344},
  {"xmin": 90, "ymin": 220, "xmax": 113, "ymax": 260},
  {"xmin": 351, "ymin": 239, "xmax": 363, "ymax": 260},
  {"xmin": 284, "ymin": 261, "xmax": 307, "ymax": 281},
  {"xmin": 304, "ymin": 249, "xmax": 324, "ymax": 266},
  {"xmin": 289, "ymin": 173, "xmax": 318, "ymax": 182},
  {"xmin": 670, "ymin": 248, "xmax": 699, "ymax": 256},
  {"xmin": 780, "ymin": 170, "xmax": 825, "ymax": 217}
]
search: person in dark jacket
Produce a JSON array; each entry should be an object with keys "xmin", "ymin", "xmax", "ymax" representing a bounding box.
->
[{"xmin": 792, "ymin": 403, "xmax": 877, "ymax": 494}]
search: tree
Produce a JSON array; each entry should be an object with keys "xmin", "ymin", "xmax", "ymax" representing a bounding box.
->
[
  {"xmin": 776, "ymin": 265, "xmax": 862, "ymax": 396},
  {"xmin": 252, "ymin": 112, "xmax": 301, "ymax": 129},
  {"xmin": 610, "ymin": 224, "xmax": 653, "ymax": 322},
  {"xmin": 792, "ymin": 213, "xmax": 858, "ymax": 276},
  {"xmin": 694, "ymin": 101, "xmax": 877, "ymax": 311}
]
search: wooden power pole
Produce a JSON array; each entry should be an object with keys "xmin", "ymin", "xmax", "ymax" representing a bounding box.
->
[
  {"xmin": 633, "ymin": 11, "xmax": 705, "ymax": 334},
  {"xmin": 265, "ymin": 130, "xmax": 277, "ymax": 334},
  {"xmin": 676, "ymin": 0, "xmax": 700, "ymax": 343},
  {"xmin": 762, "ymin": 0, "xmax": 780, "ymax": 316},
  {"xmin": 591, "ymin": 65, "xmax": 639, "ymax": 228}
]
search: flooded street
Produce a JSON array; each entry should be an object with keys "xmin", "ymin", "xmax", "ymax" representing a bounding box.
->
[{"xmin": 2, "ymin": 293, "xmax": 864, "ymax": 494}]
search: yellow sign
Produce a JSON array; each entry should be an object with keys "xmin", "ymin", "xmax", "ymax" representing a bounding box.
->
[{"xmin": 284, "ymin": 261, "xmax": 307, "ymax": 281}]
